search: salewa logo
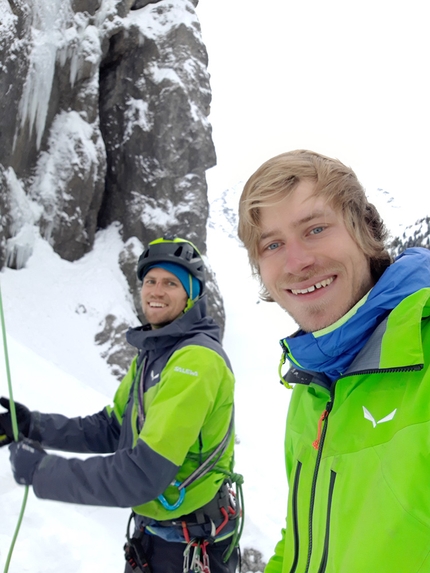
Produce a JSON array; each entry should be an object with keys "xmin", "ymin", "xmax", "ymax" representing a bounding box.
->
[
  {"xmin": 174, "ymin": 366, "xmax": 199, "ymax": 377},
  {"xmin": 150, "ymin": 370, "xmax": 159, "ymax": 381},
  {"xmin": 363, "ymin": 406, "xmax": 397, "ymax": 428}
]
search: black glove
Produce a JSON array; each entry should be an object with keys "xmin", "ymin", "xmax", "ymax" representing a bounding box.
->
[
  {"xmin": 0, "ymin": 397, "xmax": 31, "ymax": 447},
  {"xmin": 9, "ymin": 438, "xmax": 47, "ymax": 485}
]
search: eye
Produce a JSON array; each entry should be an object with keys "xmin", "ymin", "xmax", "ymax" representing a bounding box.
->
[
  {"xmin": 266, "ymin": 241, "xmax": 281, "ymax": 251},
  {"xmin": 309, "ymin": 226, "xmax": 325, "ymax": 236}
]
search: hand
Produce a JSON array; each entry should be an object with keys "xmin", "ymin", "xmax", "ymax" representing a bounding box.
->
[
  {"xmin": 9, "ymin": 438, "xmax": 47, "ymax": 485},
  {"xmin": 0, "ymin": 397, "xmax": 31, "ymax": 447}
]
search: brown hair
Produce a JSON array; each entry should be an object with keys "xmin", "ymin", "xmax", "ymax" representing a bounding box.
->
[{"xmin": 238, "ymin": 150, "xmax": 391, "ymax": 297}]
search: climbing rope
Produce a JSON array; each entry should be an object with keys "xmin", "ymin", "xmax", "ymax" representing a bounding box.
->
[
  {"xmin": 219, "ymin": 470, "xmax": 245, "ymax": 562},
  {"xmin": 0, "ymin": 279, "xmax": 29, "ymax": 573}
]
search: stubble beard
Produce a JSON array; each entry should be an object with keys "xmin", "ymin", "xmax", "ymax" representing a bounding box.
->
[{"xmin": 278, "ymin": 276, "xmax": 371, "ymax": 333}]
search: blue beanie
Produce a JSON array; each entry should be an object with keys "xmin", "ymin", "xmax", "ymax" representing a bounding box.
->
[{"xmin": 145, "ymin": 262, "xmax": 201, "ymax": 299}]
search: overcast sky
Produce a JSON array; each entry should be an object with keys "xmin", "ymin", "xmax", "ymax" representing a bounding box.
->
[{"xmin": 196, "ymin": 0, "xmax": 429, "ymax": 228}]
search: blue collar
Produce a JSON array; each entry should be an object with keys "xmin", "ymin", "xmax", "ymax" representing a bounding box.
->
[{"xmin": 280, "ymin": 248, "xmax": 430, "ymax": 381}]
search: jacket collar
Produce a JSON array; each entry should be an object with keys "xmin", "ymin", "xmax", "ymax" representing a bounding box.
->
[{"xmin": 348, "ymin": 287, "xmax": 430, "ymax": 374}]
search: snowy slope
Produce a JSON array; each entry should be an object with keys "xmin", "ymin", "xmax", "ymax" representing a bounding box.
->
[
  {"xmin": 0, "ymin": 338, "xmax": 129, "ymax": 573},
  {"xmin": 0, "ymin": 228, "xmax": 137, "ymax": 572}
]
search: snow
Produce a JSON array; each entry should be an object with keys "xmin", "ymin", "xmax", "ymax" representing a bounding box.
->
[
  {"xmin": 1, "ymin": 226, "xmax": 138, "ymax": 398},
  {"xmin": 0, "ymin": 2, "xmax": 17, "ymax": 65},
  {"xmin": 128, "ymin": 0, "xmax": 201, "ymax": 40},
  {"xmin": 0, "ymin": 339, "xmax": 129, "ymax": 573},
  {"xmin": 59, "ymin": 18, "xmax": 102, "ymax": 86},
  {"xmin": 4, "ymin": 168, "xmax": 41, "ymax": 270},
  {"xmin": 29, "ymin": 109, "xmax": 104, "ymax": 243},
  {"xmin": 124, "ymin": 98, "xmax": 153, "ymax": 139},
  {"xmin": 148, "ymin": 62, "xmax": 184, "ymax": 86},
  {"xmin": 4, "ymin": 224, "xmax": 38, "ymax": 271},
  {"xmin": 141, "ymin": 199, "xmax": 180, "ymax": 230}
]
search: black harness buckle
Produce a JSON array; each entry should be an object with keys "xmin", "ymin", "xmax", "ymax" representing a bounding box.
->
[{"xmin": 124, "ymin": 532, "xmax": 151, "ymax": 573}]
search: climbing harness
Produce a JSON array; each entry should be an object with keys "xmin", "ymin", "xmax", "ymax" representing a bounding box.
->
[
  {"xmin": 124, "ymin": 513, "xmax": 152, "ymax": 572},
  {"xmin": 131, "ymin": 469, "xmax": 244, "ymax": 571},
  {"xmin": 178, "ymin": 474, "xmax": 244, "ymax": 570},
  {"xmin": 0, "ymin": 279, "xmax": 29, "ymax": 573},
  {"xmin": 182, "ymin": 537, "xmax": 211, "ymax": 573}
]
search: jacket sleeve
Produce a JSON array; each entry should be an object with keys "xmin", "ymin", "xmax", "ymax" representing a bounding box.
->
[
  {"xmin": 29, "ymin": 358, "xmax": 137, "ymax": 454},
  {"xmin": 29, "ymin": 409, "xmax": 121, "ymax": 453},
  {"xmin": 264, "ymin": 528, "xmax": 286, "ymax": 573},
  {"xmin": 32, "ymin": 440, "xmax": 179, "ymax": 507},
  {"xmin": 31, "ymin": 346, "xmax": 232, "ymax": 508}
]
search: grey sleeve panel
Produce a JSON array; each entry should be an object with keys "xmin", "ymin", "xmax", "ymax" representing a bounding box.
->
[
  {"xmin": 32, "ymin": 438, "xmax": 179, "ymax": 507},
  {"xmin": 29, "ymin": 409, "xmax": 121, "ymax": 454},
  {"xmin": 175, "ymin": 333, "xmax": 233, "ymax": 372}
]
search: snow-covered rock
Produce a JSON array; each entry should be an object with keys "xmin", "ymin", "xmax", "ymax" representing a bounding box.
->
[{"xmin": 0, "ymin": 0, "xmax": 215, "ymax": 265}]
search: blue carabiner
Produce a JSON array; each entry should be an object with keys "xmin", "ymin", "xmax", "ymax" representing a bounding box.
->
[{"xmin": 157, "ymin": 480, "xmax": 186, "ymax": 511}]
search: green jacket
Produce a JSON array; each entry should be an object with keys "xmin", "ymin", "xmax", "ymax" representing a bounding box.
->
[
  {"xmin": 267, "ymin": 288, "xmax": 430, "ymax": 573},
  {"xmin": 110, "ymin": 321, "xmax": 235, "ymax": 521},
  {"xmin": 31, "ymin": 297, "xmax": 236, "ymax": 525}
]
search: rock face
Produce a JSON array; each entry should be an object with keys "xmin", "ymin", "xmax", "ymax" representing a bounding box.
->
[
  {"xmin": 0, "ymin": 0, "xmax": 225, "ymax": 349},
  {"xmin": 97, "ymin": 0, "xmax": 215, "ymax": 250}
]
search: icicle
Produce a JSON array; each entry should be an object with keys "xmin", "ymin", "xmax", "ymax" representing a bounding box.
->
[
  {"xmin": 3, "ymin": 168, "xmax": 42, "ymax": 269},
  {"xmin": 5, "ymin": 224, "xmax": 38, "ymax": 270},
  {"xmin": 15, "ymin": 0, "xmax": 74, "ymax": 150}
]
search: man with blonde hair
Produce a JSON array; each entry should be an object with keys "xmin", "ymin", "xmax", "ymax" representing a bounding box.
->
[{"xmin": 238, "ymin": 149, "xmax": 430, "ymax": 572}]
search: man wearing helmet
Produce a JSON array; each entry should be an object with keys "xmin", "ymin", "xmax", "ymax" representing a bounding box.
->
[{"xmin": 1, "ymin": 236, "xmax": 240, "ymax": 573}]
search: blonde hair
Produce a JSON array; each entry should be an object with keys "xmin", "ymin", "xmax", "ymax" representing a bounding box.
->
[{"xmin": 238, "ymin": 150, "xmax": 391, "ymax": 298}]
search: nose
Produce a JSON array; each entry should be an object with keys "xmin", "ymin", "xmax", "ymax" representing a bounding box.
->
[
  {"xmin": 142, "ymin": 280, "xmax": 166, "ymax": 297},
  {"xmin": 283, "ymin": 239, "xmax": 316, "ymax": 275},
  {"xmin": 152, "ymin": 281, "xmax": 166, "ymax": 295}
]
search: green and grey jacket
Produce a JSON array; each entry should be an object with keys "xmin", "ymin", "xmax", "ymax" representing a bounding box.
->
[
  {"xmin": 29, "ymin": 296, "xmax": 235, "ymax": 522},
  {"xmin": 267, "ymin": 287, "xmax": 430, "ymax": 573}
]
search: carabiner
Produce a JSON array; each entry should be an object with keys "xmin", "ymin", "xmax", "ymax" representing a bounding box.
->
[{"xmin": 158, "ymin": 480, "xmax": 186, "ymax": 511}]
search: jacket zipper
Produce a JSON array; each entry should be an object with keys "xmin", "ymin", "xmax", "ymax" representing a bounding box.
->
[
  {"xmin": 342, "ymin": 364, "xmax": 422, "ymax": 377},
  {"xmin": 317, "ymin": 470, "xmax": 337, "ymax": 573},
  {"xmin": 132, "ymin": 356, "xmax": 147, "ymax": 432},
  {"xmin": 304, "ymin": 399, "xmax": 333, "ymax": 573},
  {"xmin": 312, "ymin": 410, "xmax": 329, "ymax": 450},
  {"xmin": 289, "ymin": 461, "xmax": 303, "ymax": 573}
]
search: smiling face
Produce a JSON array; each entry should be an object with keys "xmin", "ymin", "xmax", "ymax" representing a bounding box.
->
[
  {"xmin": 257, "ymin": 179, "xmax": 374, "ymax": 332},
  {"xmin": 141, "ymin": 267, "xmax": 189, "ymax": 328}
]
